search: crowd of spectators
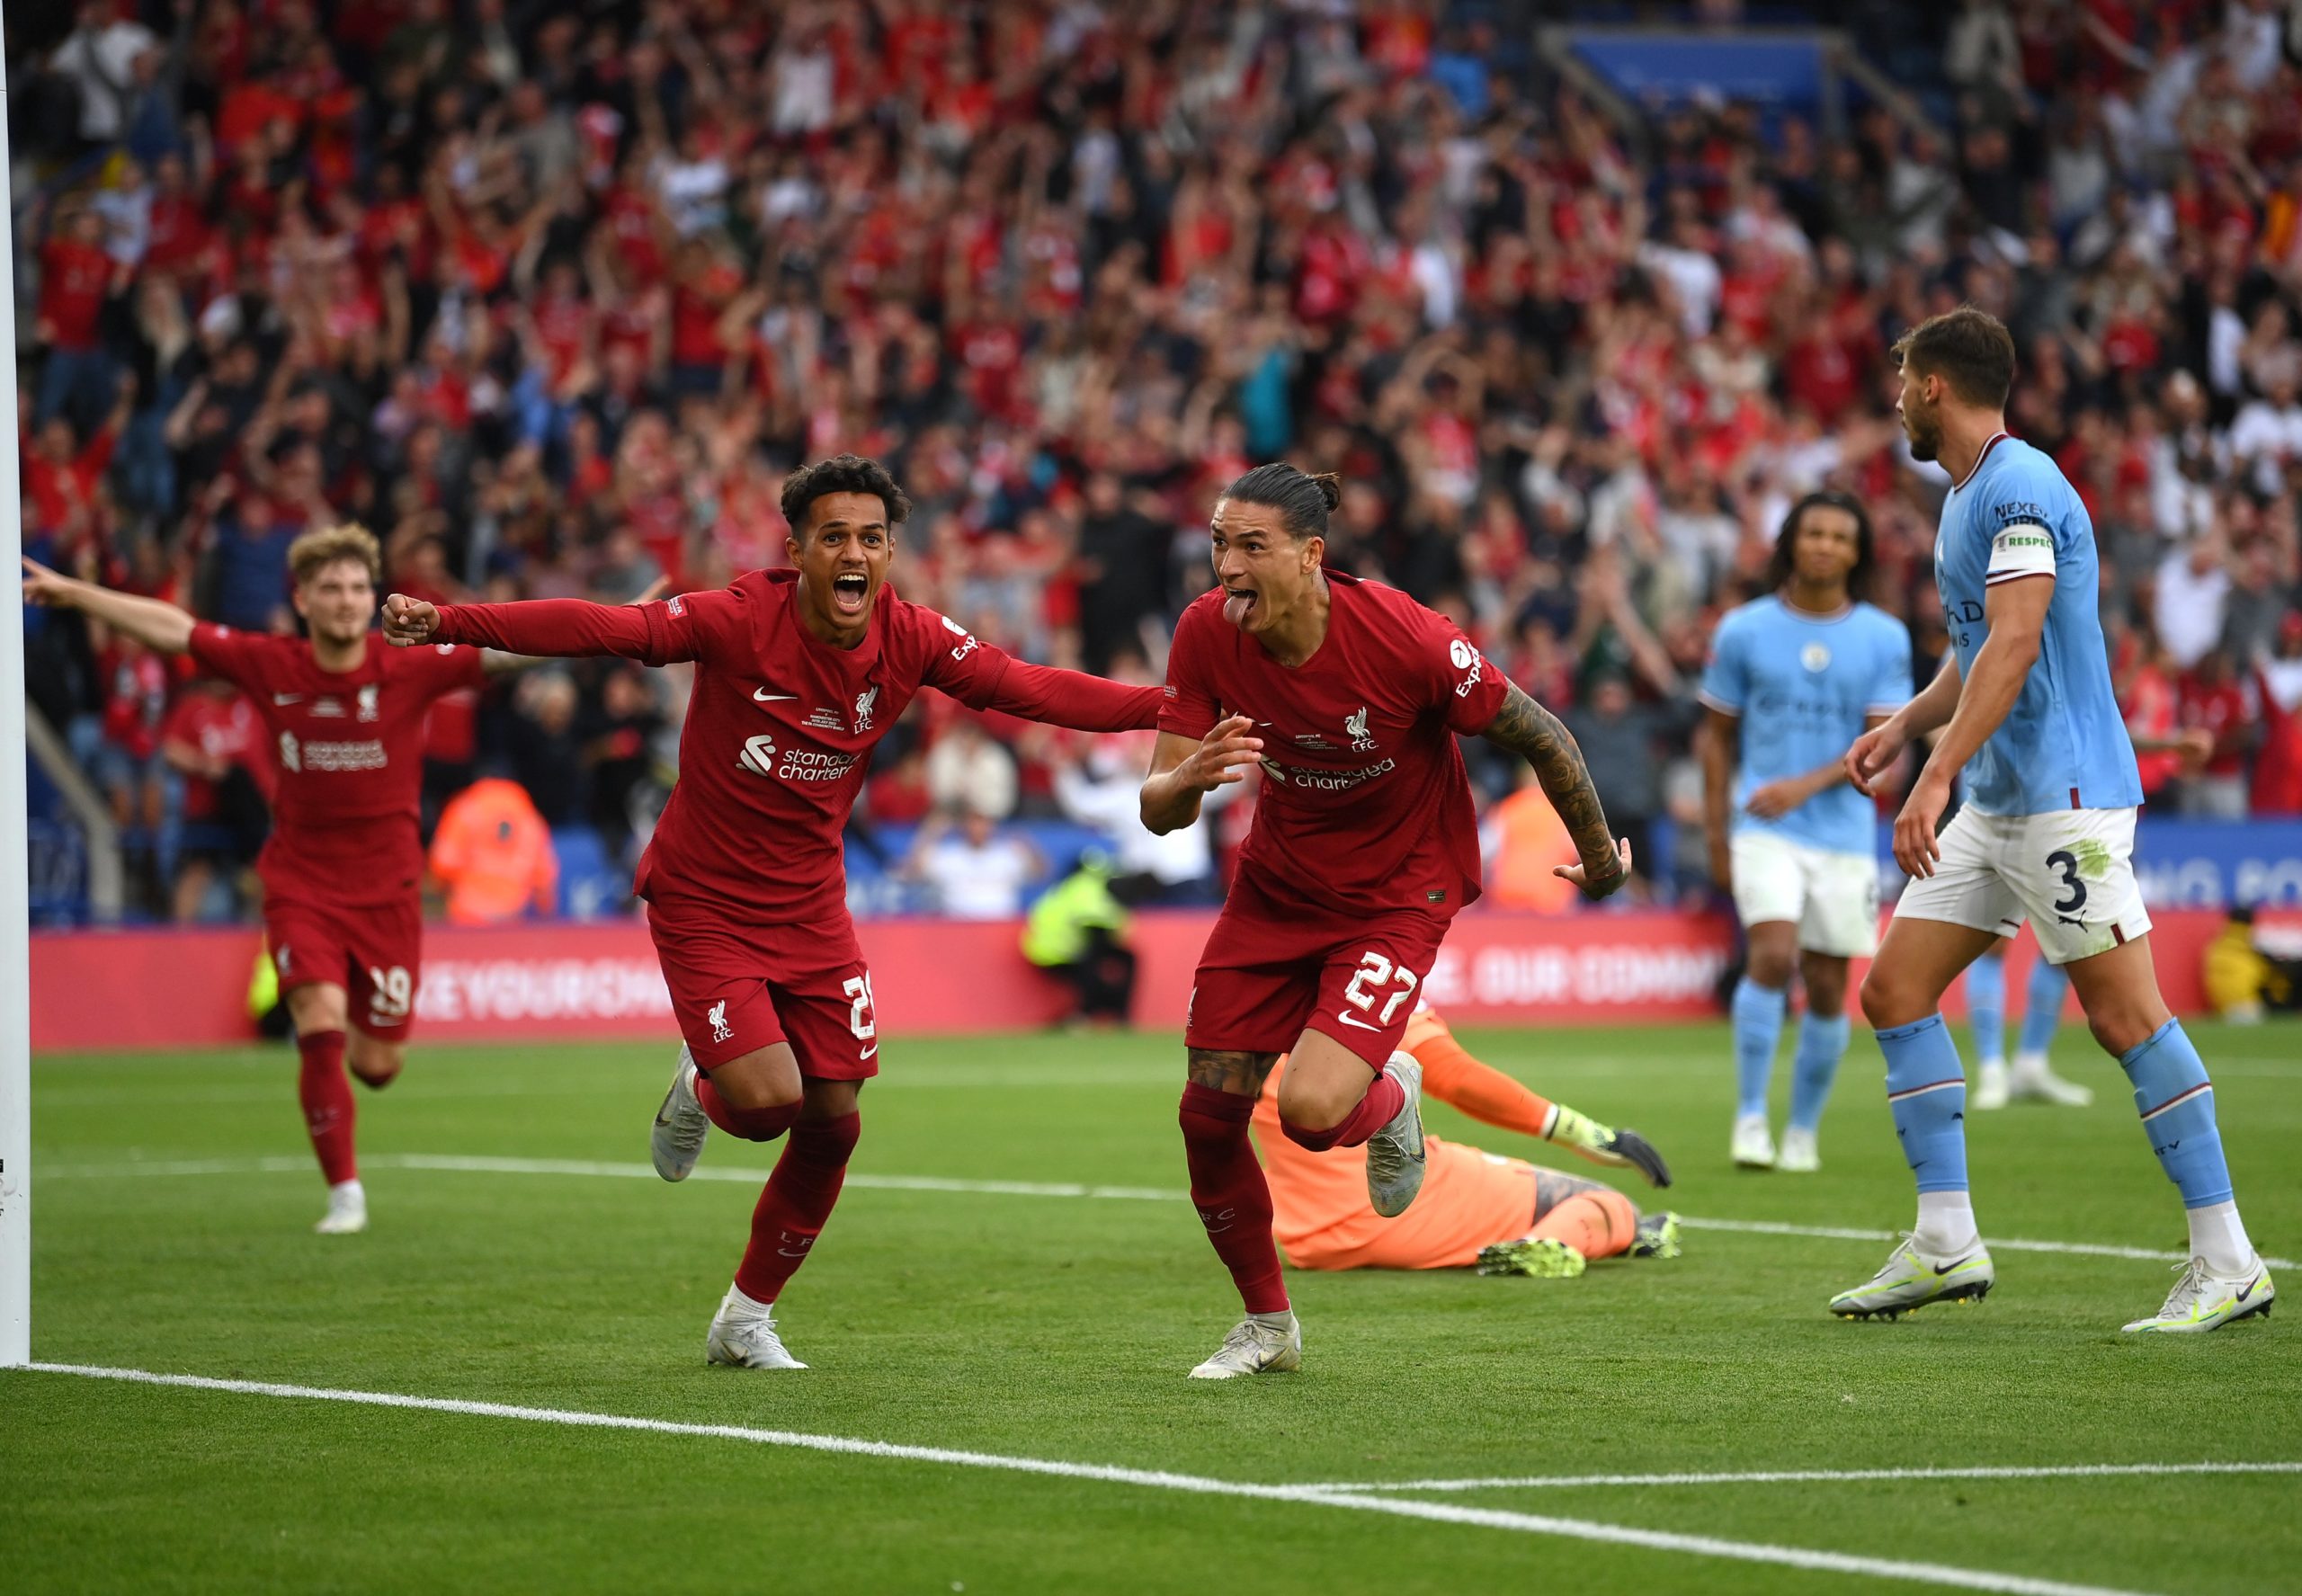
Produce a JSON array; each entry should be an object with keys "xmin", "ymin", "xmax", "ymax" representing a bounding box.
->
[{"xmin": 13, "ymin": 0, "xmax": 2302, "ymax": 923}]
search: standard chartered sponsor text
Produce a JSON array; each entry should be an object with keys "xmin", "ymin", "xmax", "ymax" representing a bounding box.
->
[
  {"xmin": 301, "ymin": 739, "xmax": 388, "ymax": 772},
  {"xmin": 779, "ymin": 748, "xmax": 860, "ymax": 782}
]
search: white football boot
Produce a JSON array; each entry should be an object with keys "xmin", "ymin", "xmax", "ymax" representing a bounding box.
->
[
  {"xmin": 1828, "ymin": 1234, "xmax": 1994, "ymax": 1319},
  {"xmin": 1731, "ymin": 1113, "xmax": 1776, "ymax": 1169},
  {"xmin": 1777, "ymin": 1126, "xmax": 1821, "ymax": 1173},
  {"xmin": 1363, "ymin": 1053, "xmax": 1427, "ymax": 1218},
  {"xmin": 2121, "ymin": 1257, "xmax": 2275, "ymax": 1333},
  {"xmin": 1971, "ymin": 1057, "xmax": 2011, "ymax": 1111},
  {"xmin": 651, "ymin": 1044, "xmax": 711, "ymax": 1182},
  {"xmin": 2007, "ymin": 1050, "xmax": 2092, "ymax": 1107},
  {"xmin": 706, "ymin": 1288, "xmax": 807, "ymax": 1369},
  {"xmin": 314, "ymin": 1180, "xmax": 367, "ymax": 1235},
  {"xmin": 1188, "ymin": 1310, "xmax": 1301, "ymax": 1378}
]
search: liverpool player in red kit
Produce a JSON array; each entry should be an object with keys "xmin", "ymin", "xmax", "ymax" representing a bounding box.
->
[
  {"xmin": 384, "ymin": 455, "xmax": 1160, "ymax": 1369},
  {"xmin": 24, "ymin": 526, "xmax": 488, "ymax": 1235},
  {"xmin": 1141, "ymin": 465, "xmax": 1628, "ymax": 1378}
]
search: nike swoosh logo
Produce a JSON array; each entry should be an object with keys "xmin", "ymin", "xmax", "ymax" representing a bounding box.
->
[
  {"xmin": 754, "ymin": 688, "xmax": 797, "ymax": 702},
  {"xmin": 1336, "ymin": 1014, "xmax": 1381, "ymax": 1032},
  {"xmin": 272, "ymin": 694, "xmax": 302, "ymax": 705},
  {"xmin": 2237, "ymin": 1273, "xmax": 2262, "ymax": 1303},
  {"xmin": 859, "ymin": 1045, "xmax": 879, "ymax": 1060},
  {"xmin": 1932, "ymin": 1257, "xmax": 1979, "ymax": 1276}
]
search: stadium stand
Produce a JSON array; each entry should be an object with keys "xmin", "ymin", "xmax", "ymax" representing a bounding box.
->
[{"xmin": 11, "ymin": 0, "xmax": 2302, "ymax": 924}]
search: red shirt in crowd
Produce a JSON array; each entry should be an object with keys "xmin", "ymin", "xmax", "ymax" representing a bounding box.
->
[
  {"xmin": 160, "ymin": 688, "xmax": 269, "ymax": 817},
  {"xmin": 39, "ymin": 237, "xmax": 112, "ymax": 352}
]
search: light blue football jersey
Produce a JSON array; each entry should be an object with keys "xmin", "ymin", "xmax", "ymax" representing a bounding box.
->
[
  {"xmin": 1934, "ymin": 435, "xmax": 2143, "ymax": 816},
  {"xmin": 1700, "ymin": 595, "xmax": 1912, "ymax": 856}
]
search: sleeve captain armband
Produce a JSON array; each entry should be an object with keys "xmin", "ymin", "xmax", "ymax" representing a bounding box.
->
[{"xmin": 1985, "ymin": 523, "xmax": 2057, "ymax": 584}]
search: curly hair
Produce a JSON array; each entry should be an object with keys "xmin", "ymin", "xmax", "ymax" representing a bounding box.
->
[
  {"xmin": 288, "ymin": 522, "xmax": 382, "ymax": 587},
  {"xmin": 780, "ymin": 454, "xmax": 914, "ymax": 537},
  {"xmin": 1764, "ymin": 490, "xmax": 1877, "ymax": 600}
]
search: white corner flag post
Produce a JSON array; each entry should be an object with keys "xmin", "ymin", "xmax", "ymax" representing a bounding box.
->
[{"xmin": 0, "ymin": 37, "xmax": 33, "ymax": 1371}]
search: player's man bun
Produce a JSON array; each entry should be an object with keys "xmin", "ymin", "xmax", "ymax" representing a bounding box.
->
[
  {"xmin": 781, "ymin": 453, "xmax": 914, "ymax": 537},
  {"xmin": 1219, "ymin": 463, "xmax": 1342, "ymax": 541},
  {"xmin": 288, "ymin": 522, "xmax": 382, "ymax": 586}
]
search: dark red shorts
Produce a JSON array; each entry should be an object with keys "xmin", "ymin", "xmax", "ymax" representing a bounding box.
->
[
  {"xmin": 1185, "ymin": 871, "xmax": 1450, "ymax": 1067},
  {"xmin": 646, "ymin": 905, "xmax": 879, "ymax": 1078},
  {"xmin": 265, "ymin": 892, "xmax": 424, "ymax": 1040}
]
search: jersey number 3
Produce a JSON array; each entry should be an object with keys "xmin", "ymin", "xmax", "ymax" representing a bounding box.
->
[{"xmin": 2046, "ymin": 849, "xmax": 2088, "ymax": 914}]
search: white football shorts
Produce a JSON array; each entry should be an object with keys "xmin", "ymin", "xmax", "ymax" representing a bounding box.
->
[
  {"xmin": 1730, "ymin": 830, "xmax": 1880, "ymax": 958},
  {"xmin": 1892, "ymin": 806, "xmax": 2151, "ymax": 966}
]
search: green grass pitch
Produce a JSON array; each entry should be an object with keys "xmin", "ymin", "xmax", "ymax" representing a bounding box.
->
[{"xmin": 4, "ymin": 1020, "xmax": 2298, "ymax": 1594}]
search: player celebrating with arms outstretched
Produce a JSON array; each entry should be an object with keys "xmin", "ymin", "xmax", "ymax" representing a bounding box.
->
[
  {"xmin": 25, "ymin": 526, "xmax": 486, "ymax": 1235},
  {"xmin": 386, "ymin": 455, "xmax": 1160, "ymax": 1369},
  {"xmin": 1141, "ymin": 464, "xmax": 1628, "ymax": 1378},
  {"xmin": 1835, "ymin": 308, "xmax": 2271, "ymax": 1332}
]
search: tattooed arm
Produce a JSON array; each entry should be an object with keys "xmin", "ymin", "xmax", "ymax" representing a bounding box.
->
[{"xmin": 1477, "ymin": 682, "xmax": 1631, "ymax": 900}]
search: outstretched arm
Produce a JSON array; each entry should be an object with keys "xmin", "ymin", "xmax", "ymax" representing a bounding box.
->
[
  {"xmin": 1476, "ymin": 682, "xmax": 1629, "ymax": 899},
  {"xmin": 477, "ymin": 578, "xmax": 671, "ymax": 675},
  {"xmin": 385, "ymin": 593, "xmax": 695, "ymax": 665},
  {"xmin": 22, "ymin": 557, "xmax": 195, "ymax": 655},
  {"xmin": 978, "ymin": 657, "xmax": 1164, "ymax": 733},
  {"xmin": 1412, "ymin": 1025, "xmax": 1671, "ymax": 1186}
]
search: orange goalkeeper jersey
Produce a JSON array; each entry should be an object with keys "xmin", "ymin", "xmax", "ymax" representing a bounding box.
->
[{"xmin": 1251, "ymin": 1007, "xmax": 1557, "ymax": 1270}]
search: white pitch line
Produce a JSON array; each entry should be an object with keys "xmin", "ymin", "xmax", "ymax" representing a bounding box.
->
[
  {"xmin": 40, "ymin": 1154, "xmax": 2295, "ymax": 1271},
  {"xmin": 1668, "ymin": 1216, "xmax": 2299, "ymax": 1270},
  {"xmin": 1300, "ymin": 1460, "xmax": 2302, "ymax": 1494},
  {"xmin": 12, "ymin": 1362, "xmax": 2155, "ymax": 1596}
]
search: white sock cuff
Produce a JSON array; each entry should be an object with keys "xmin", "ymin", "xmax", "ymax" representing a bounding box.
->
[{"xmin": 725, "ymin": 1282, "xmax": 774, "ymax": 1315}]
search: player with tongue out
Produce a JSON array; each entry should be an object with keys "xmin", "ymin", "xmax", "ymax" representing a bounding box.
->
[
  {"xmin": 384, "ymin": 454, "xmax": 1162, "ymax": 1370},
  {"xmin": 1139, "ymin": 462, "xmax": 1631, "ymax": 1378}
]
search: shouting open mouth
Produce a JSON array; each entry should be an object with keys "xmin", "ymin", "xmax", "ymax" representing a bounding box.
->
[{"xmin": 832, "ymin": 572, "xmax": 871, "ymax": 617}]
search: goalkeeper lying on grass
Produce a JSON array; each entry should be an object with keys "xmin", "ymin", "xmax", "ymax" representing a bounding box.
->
[{"xmin": 1251, "ymin": 1005, "xmax": 1681, "ymax": 1276}]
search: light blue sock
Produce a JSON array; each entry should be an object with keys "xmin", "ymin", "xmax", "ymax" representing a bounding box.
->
[
  {"xmin": 1789, "ymin": 1011, "xmax": 1850, "ymax": 1133},
  {"xmin": 1732, "ymin": 977, "xmax": 1787, "ymax": 1119},
  {"xmin": 1966, "ymin": 949, "xmax": 2006, "ymax": 1062},
  {"xmin": 2120, "ymin": 1020, "xmax": 2234, "ymax": 1208},
  {"xmin": 2018, "ymin": 959, "xmax": 2069, "ymax": 1057},
  {"xmin": 1878, "ymin": 1013, "xmax": 1969, "ymax": 1193}
]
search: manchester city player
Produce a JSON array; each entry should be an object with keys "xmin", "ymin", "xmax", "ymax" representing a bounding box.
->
[
  {"xmin": 1700, "ymin": 493, "xmax": 1910, "ymax": 1173},
  {"xmin": 1834, "ymin": 308, "xmax": 2271, "ymax": 1333}
]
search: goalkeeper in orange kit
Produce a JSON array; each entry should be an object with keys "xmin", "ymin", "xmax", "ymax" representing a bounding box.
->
[{"xmin": 1252, "ymin": 1006, "xmax": 1679, "ymax": 1276}]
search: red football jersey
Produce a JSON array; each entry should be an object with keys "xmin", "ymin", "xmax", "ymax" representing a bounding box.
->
[
  {"xmin": 1159, "ymin": 573, "xmax": 1509, "ymax": 917},
  {"xmin": 432, "ymin": 569, "xmax": 1160, "ymax": 926},
  {"xmin": 187, "ymin": 626, "xmax": 485, "ymax": 905}
]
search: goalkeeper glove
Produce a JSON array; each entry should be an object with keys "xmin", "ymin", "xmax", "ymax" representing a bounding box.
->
[{"xmin": 1544, "ymin": 1104, "xmax": 1673, "ymax": 1188}]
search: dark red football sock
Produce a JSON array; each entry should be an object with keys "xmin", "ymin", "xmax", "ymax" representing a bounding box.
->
[
  {"xmin": 1178, "ymin": 1084, "xmax": 1289, "ymax": 1315},
  {"xmin": 296, "ymin": 1029, "xmax": 358, "ymax": 1185},
  {"xmin": 696, "ymin": 1073, "xmax": 803, "ymax": 1142},
  {"xmin": 1280, "ymin": 1065, "xmax": 1404, "ymax": 1153},
  {"xmin": 734, "ymin": 1112, "xmax": 861, "ymax": 1304}
]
